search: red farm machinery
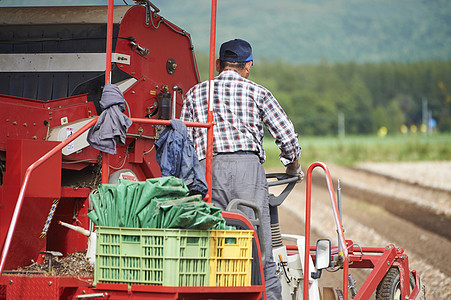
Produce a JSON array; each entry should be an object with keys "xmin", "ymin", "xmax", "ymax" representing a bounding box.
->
[{"xmin": 0, "ymin": 1, "xmax": 422, "ymax": 299}]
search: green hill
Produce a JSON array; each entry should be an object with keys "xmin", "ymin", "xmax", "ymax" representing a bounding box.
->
[
  {"xmin": 151, "ymin": 0, "xmax": 451, "ymax": 64},
  {"xmin": 3, "ymin": 0, "xmax": 449, "ymax": 63},
  {"xmin": 3, "ymin": 0, "xmax": 450, "ymax": 134}
]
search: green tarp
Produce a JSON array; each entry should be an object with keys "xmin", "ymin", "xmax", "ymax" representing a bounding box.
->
[{"xmin": 87, "ymin": 176, "xmax": 232, "ymax": 230}]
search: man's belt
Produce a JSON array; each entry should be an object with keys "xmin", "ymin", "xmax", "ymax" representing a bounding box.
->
[{"xmin": 216, "ymin": 150, "xmax": 258, "ymax": 155}]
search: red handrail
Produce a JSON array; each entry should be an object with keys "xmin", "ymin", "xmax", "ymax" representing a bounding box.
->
[
  {"xmin": 129, "ymin": 118, "xmax": 214, "ymax": 202},
  {"xmin": 99, "ymin": 0, "xmax": 217, "ymax": 197},
  {"xmin": 130, "ymin": 118, "xmax": 212, "ymax": 128},
  {"xmin": 0, "ymin": 117, "xmax": 214, "ymax": 274},
  {"xmin": 303, "ymin": 162, "xmax": 349, "ymax": 299},
  {"xmin": 0, "ymin": 117, "xmax": 99, "ymax": 274}
]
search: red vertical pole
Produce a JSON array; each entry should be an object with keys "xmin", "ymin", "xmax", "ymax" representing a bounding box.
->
[
  {"xmin": 303, "ymin": 164, "xmax": 313, "ymax": 299},
  {"xmin": 105, "ymin": 0, "xmax": 114, "ymax": 85},
  {"xmin": 205, "ymin": 0, "xmax": 217, "ymax": 202},
  {"xmin": 102, "ymin": 0, "xmax": 114, "ymax": 184}
]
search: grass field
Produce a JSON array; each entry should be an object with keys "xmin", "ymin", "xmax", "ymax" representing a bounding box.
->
[{"xmin": 262, "ymin": 133, "xmax": 451, "ymax": 168}]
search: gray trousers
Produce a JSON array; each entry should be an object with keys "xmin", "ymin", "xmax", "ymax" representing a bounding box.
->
[{"xmin": 201, "ymin": 154, "xmax": 281, "ymax": 300}]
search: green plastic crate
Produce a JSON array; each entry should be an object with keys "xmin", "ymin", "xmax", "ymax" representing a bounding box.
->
[{"xmin": 94, "ymin": 227, "xmax": 210, "ymax": 287}]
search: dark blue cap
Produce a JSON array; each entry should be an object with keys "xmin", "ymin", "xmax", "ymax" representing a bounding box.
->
[{"xmin": 219, "ymin": 39, "xmax": 253, "ymax": 63}]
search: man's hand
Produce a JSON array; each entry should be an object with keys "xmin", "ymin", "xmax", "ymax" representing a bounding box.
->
[{"xmin": 285, "ymin": 161, "xmax": 304, "ymax": 182}]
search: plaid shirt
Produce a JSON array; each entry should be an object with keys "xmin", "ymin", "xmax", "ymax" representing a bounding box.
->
[{"xmin": 180, "ymin": 69, "xmax": 301, "ymax": 166}]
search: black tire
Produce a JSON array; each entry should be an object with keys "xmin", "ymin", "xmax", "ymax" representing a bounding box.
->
[{"xmin": 376, "ymin": 267, "xmax": 415, "ymax": 300}]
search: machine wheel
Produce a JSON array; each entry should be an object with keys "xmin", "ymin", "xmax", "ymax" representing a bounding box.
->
[{"xmin": 376, "ymin": 267, "xmax": 415, "ymax": 300}]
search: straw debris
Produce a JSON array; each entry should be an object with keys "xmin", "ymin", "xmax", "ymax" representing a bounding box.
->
[{"xmin": 13, "ymin": 250, "xmax": 94, "ymax": 277}]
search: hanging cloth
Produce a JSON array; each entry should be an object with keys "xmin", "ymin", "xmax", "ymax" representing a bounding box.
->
[{"xmin": 87, "ymin": 84, "xmax": 132, "ymax": 154}]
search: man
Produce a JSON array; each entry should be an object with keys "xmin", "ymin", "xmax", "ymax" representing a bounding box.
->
[{"xmin": 180, "ymin": 38, "xmax": 302, "ymax": 299}]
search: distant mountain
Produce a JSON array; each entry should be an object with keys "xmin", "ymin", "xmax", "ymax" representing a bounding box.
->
[
  {"xmin": 151, "ymin": 0, "xmax": 451, "ymax": 64},
  {"xmin": 2, "ymin": 0, "xmax": 449, "ymax": 63}
]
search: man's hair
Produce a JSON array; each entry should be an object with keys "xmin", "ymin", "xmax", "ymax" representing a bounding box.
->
[{"xmin": 219, "ymin": 60, "xmax": 247, "ymax": 70}]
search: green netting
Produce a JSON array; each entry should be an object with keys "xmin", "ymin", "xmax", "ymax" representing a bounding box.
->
[
  {"xmin": 149, "ymin": 195, "xmax": 230, "ymax": 230},
  {"xmin": 87, "ymin": 176, "xmax": 233, "ymax": 230}
]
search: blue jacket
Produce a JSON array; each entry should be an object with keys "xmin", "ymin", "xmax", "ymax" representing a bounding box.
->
[{"xmin": 155, "ymin": 120, "xmax": 208, "ymax": 198}]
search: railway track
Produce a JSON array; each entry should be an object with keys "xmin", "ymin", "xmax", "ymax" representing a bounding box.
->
[{"xmin": 275, "ymin": 163, "xmax": 451, "ymax": 299}]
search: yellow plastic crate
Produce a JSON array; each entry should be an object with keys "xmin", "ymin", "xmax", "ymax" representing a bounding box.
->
[{"xmin": 209, "ymin": 230, "xmax": 253, "ymax": 286}]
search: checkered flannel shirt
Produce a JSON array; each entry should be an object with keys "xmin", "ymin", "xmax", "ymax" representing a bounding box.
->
[{"xmin": 180, "ymin": 69, "xmax": 301, "ymax": 166}]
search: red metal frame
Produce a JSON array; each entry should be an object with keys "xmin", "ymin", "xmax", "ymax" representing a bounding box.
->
[
  {"xmin": 0, "ymin": 116, "xmax": 259, "ymax": 299},
  {"xmin": 105, "ymin": 0, "xmax": 114, "ymax": 86},
  {"xmin": 0, "ymin": 117, "xmax": 98, "ymax": 274},
  {"xmin": 0, "ymin": 3, "xmax": 203, "ymax": 183},
  {"xmin": 0, "ymin": 210, "xmax": 264, "ymax": 300},
  {"xmin": 0, "ymin": 117, "xmax": 215, "ymax": 274},
  {"xmin": 205, "ymin": 0, "xmax": 217, "ymax": 203},
  {"xmin": 0, "ymin": 94, "xmax": 96, "ymax": 150},
  {"xmin": 0, "ymin": 275, "xmax": 92, "ymax": 299},
  {"xmin": 303, "ymin": 162, "xmax": 348, "ymax": 299},
  {"xmin": 0, "ymin": 1, "xmax": 422, "ymax": 299},
  {"xmin": 0, "ymin": 1, "xmax": 234, "ymax": 299},
  {"xmin": 301, "ymin": 162, "xmax": 420, "ymax": 299},
  {"xmin": 0, "ymin": 274, "xmax": 259, "ymax": 300},
  {"xmin": 101, "ymin": 0, "xmax": 114, "ymax": 184}
]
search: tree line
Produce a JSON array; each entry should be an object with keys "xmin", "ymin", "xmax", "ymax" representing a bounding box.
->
[{"xmin": 196, "ymin": 56, "xmax": 451, "ymax": 136}]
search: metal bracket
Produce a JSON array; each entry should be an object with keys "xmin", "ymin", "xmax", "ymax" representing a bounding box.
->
[
  {"xmin": 134, "ymin": 0, "xmax": 160, "ymax": 25},
  {"xmin": 38, "ymin": 251, "xmax": 63, "ymax": 273},
  {"xmin": 129, "ymin": 37, "xmax": 149, "ymax": 57},
  {"xmin": 166, "ymin": 58, "xmax": 177, "ymax": 75}
]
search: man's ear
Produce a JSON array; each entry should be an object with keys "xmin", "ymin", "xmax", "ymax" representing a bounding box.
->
[
  {"xmin": 216, "ymin": 59, "xmax": 222, "ymax": 73},
  {"xmin": 243, "ymin": 61, "xmax": 253, "ymax": 78}
]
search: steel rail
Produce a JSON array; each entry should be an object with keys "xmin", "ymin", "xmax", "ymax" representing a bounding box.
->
[{"xmin": 303, "ymin": 162, "xmax": 349, "ymax": 300}]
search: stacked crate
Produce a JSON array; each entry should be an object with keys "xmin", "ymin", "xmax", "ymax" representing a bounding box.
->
[{"xmin": 94, "ymin": 227, "xmax": 253, "ymax": 287}]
